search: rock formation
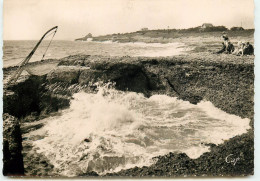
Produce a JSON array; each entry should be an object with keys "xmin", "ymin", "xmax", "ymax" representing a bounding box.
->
[
  {"xmin": 3, "ymin": 113, "xmax": 24, "ymax": 176},
  {"xmin": 3, "ymin": 53, "xmax": 254, "ymax": 176}
]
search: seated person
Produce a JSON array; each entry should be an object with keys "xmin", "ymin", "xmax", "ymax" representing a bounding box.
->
[
  {"xmin": 215, "ymin": 42, "xmax": 226, "ymax": 54},
  {"xmin": 215, "ymin": 41, "xmax": 234, "ymax": 54},
  {"xmin": 233, "ymin": 41, "xmax": 245, "ymax": 56},
  {"xmin": 226, "ymin": 41, "xmax": 235, "ymax": 54},
  {"xmin": 243, "ymin": 42, "xmax": 254, "ymax": 55}
]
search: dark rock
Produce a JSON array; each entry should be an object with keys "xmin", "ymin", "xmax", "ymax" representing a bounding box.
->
[
  {"xmin": 79, "ymin": 69, "xmax": 107, "ymax": 85},
  {"xmin": 47, "ymin": 66, "xmax": 81, "ymax": 84},
  {"xmin": 3, "ymin": 75, "xmax": 46, "ymax": 118},
  {"xmin": 20, "ymin": 123, "xmax": 44, "ymax": 134},
  {"xmin": 3, "ymin": 75, "xmax": 70, "ymax": 119},
  {"xmin": 79, "ymin": 62, "xmax": 150, "ymax": 95},
  {"xmin": 3, "ymin": 113, "xmax": 24, "ymax": 176},
  {"xmin": 58, "ymin": 55, "xmax": 91, "ymax": 66},
  {"xmin": 84, "ymin": 138, "xmax": 91, "ymax": 142},
  {"xmin": 79, "ymin": 171, "xmax": 99, "ymax": 177},
  {"xmin": 2, "ymin": 54, "xmax": 254, "ymax": 177}
]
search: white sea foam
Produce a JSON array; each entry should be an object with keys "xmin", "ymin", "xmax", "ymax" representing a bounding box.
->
[{"xmin": 31, "ymin": 86, "xmax": 250, "ymax": 176}]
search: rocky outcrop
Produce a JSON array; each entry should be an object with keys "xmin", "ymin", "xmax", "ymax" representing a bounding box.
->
[
  {"xmin": 142, "ymin": 59, "xmax": 254, "ymax": 120},
  {"xmin": 3, "ymin": 76, "xmax": 70, "ymax": 176},
  {"xmin": 46, "ymin": 54, "xmax": 255, "ymax": 176},
  {"xmin": 45, "ymin": 55, "xmax": 254, "ymax": 121},
  {"xmin": 3, "ymin": 75, "xmax": 70, "ymax": 120},
  {"xmin": 3, "ymin": 54, "xmax": 254, "ymax": 177},
  {"xmin": 78, "ymin": 63, "xmax": 150, "ymax": 94},
  {"xmin": 75, "ymin": 33, "xmax": 93, "ymax": 41},
  {"xmin": 3, "ymin": 113, "xmax": 24, "ymax": 176},
  {"xmin": 105, "ymin": 129, "xmax": 254, "ymax": 177},
  {"xmin": 47, "ymin": 66, "xmax": 82, "ymax": 84}
]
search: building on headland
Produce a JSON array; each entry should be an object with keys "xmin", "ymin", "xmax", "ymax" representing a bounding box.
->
[
  {"xmin": 201, "ymin": 23, "xmax": 214, "ymax": 29},
  {"xmin": 140, "ymin": 27, "xmax": 149, "ymax": 31},
  {"xmin": 230, "ymin": 27, "xmax": 244, "ymax": 31}
]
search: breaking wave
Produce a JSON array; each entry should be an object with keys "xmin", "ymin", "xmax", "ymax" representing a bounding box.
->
[{"xmin": 31, "ymin": 85, "xmax": 250, "ymax": 176}]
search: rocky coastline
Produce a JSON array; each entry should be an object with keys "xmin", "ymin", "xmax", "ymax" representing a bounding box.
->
[
  {"xmin": 3, "ymin": 53, "xmax": 254, "ymax": 177},
  {"xmin": 76, "ymin": 29, "xmax": 254, "ymax": 44},
  {"xmin": 3, "ymin": 114, "xmax": 24, "ymax": 176}
]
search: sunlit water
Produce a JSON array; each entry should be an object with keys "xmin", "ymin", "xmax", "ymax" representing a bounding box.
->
[
  {"xmin": 28, "ymin": 86, "xmax": 250, "ymax": 176},
  {"xmin": 3, "ymin": 40, "xmax": 190, "ymax": 67}
]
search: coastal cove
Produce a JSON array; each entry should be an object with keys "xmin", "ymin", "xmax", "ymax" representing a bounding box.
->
[
  {"xmin": 3, "ymin": 53, "xmax": 254, "ymax": 177},
  {"xmin": 2, "ymin": 0, "xmax": 256, "ymax": 178}
]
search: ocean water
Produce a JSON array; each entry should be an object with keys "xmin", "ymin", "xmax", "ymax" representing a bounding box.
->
[
  {"xmin": 27, "ymin": 85, "xmax": 250, "ymax": 176},
  {"xmin": 3, "ymin": 40, "xmax": 189, "ymax": 67}
]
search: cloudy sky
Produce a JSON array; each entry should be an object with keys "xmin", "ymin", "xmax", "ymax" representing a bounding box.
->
[{"xmin": 3, "ymin": 0, "xmax": 254, "ymax": 40}]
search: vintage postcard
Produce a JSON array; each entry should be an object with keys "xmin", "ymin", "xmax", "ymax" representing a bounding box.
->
[{"xmin": 2, "ymin": 0, "xmax": 255, "ymax": 178}]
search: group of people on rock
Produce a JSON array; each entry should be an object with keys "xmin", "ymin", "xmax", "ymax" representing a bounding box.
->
[{"xmin": 215, "ymin": 33, "xmax": 254, "ymax": 56}]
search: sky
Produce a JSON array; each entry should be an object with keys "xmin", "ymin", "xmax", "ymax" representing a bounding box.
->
[{"xmin": 3, "ymin": 0, "xmax": 255, "ymax": 40}]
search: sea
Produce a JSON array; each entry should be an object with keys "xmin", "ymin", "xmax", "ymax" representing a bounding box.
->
[
  {"xmin": 3, "ymin": 40, "xmax": 251, "ymax": 176},
  {"xmin": 3, "ymin": 40, "xmax": 189, "ymax": 67}
]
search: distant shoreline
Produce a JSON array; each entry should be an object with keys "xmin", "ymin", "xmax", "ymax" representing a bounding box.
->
[{"xmin": 76, "ymin": 29, "xmax": 254, "ymax": 44}]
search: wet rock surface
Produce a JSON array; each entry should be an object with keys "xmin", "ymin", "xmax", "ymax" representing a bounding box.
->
[
  {"xmin": 46, "ymin": 54, "xmax": 254, "ymax": 121},
  {"xmin": 3, "ymin": 54, "xmax": 254, "ymax": 177},
  {"xmin": 4, "ymin": 75, "xmax": 70, "ymax": 120},
  {"xmin": 22, "ymin": 135, "xmax": 56, "ymax": 177},
  {"xmin": 105, "ymin": 129, "xmax": 254, "ymax": 177},
  {"xmin": 3, "ymin": 113, "xmax": 24, "ymax": 176}
]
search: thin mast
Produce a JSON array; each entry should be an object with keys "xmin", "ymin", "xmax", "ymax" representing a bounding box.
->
[{"xmin": 8, "ymin": 26, "xmax": 58, "ymax": 84}]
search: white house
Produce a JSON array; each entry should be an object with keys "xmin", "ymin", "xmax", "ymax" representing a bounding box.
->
[{"xmin": 201, "ymin": 23, "xmax": 213, "ymax": 29}]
